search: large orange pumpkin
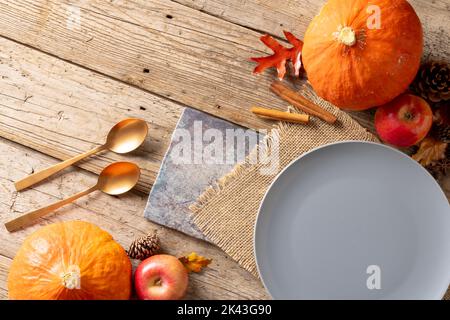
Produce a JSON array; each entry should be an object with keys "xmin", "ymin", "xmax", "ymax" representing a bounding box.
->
[
  {"xmin": 8, "ymin": 221, "xmax": 132, "ymax": 300},
  {"xmin": 302, "ymin": 0, "xmax": 423, "ymax": 110}
]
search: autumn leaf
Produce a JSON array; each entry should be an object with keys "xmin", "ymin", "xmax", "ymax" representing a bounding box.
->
[
  {"xmin": 179, "ymin": 252, "xmax": 212, "ymax": 273},
  {"xmin": 412, "ymin": 137, "xmax": 447, "ymax": 166},
  {"xmin": 251, "ymin": 31, "xmax": 303, "ymax": 80}
]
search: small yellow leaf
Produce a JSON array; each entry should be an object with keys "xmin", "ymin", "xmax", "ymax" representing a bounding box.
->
[
  {"xmin": 179, "ymin": 252, "xmax": 212, "ymax": 273},
  {"xmin": 412, "ymin": 137, "xmax": 447, "ymax": 166}
]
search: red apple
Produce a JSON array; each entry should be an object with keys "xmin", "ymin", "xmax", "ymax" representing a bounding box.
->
[
  {"xmin": 134, "ymin": 254, "xmax": 188, "ymax": 300},
  {"xmin": 375, "ymin": 94, "xmax": 433, "ymax": 147}
]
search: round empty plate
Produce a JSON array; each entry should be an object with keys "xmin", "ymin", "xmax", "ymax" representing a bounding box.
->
[{"xmin": 254, "ymin": 141, "xmax": 450, "ymax": 299}]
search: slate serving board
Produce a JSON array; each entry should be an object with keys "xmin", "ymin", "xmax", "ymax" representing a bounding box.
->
[{"xmin": 144, "ymin": 108, "xmax": 260, "ymax": 240}]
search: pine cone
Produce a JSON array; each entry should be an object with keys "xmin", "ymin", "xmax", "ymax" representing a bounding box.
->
[
  {"xmin": 127, "ymin": 232, "xmax": 160, "ymax": 260},
  {"xmin": 431, "ymin": 102, "xmax": 450, "ymax": 142},
  {"xmin": 410, "ymin": 62, "xmax": 449, "ymax": 103}
]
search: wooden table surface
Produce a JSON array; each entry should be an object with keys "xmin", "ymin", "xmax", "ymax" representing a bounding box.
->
[{"xmin": 0, "ymin": 0, "xmax": 448, "ymax": 299}]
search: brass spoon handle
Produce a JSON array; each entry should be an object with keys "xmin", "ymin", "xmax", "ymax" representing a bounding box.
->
[
  {"xmin": 5, "ymin": 185, "xmax": 98, "ymax": 232},
  {"xmin": 15, "ymin": 145, "xmax": 106, "ymax": 191}
]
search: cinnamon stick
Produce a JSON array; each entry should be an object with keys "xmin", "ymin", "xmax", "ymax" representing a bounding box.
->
[
  {"xmin": 271, "ymin": 82, "xmax": 337, "ymax": 124},
  {"xmin": 250, "ymin": 106, "xmax": 309, "ymax": 124}
]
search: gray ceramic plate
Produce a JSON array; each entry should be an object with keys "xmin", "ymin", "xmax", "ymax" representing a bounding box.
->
[{"xmin": 254, "ymin": 141, "xmax": 450, "ymax": 300}]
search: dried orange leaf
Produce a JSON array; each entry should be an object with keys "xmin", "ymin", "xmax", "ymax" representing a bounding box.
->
[
  {"xmin": 179, "ymin": 252, "xmax": 212, "ymax": 273},
  {"xmin": 412, "ymin": 137, "xmax": 447, "ymax": 166},
  {"xmin": 251, "ymin": 31, "xmax": 303, "ymax": 80}
]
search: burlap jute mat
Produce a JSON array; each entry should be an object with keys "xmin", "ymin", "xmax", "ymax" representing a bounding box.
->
[
  {"xmin": 190, "ymin": 84, "xmax": 450, "ymax": 299},
  {"xmin": 190, "ymin": 84, "xmax": 377, "ymax": 276}
]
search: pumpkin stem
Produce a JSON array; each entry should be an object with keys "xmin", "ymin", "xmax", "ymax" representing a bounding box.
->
[
  {"xmin": 335, "ymin": 26, "xmax": 356, "ymax": 46},
  {"xmin": 61, "ymin": 265, "xmax": 81, "ymax": 290}
]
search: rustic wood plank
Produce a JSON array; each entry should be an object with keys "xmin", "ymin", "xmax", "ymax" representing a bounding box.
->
[
  {"xmin": 0, "ymin": 137, "xmax": 268, "ymax": 300},
  {"xmin": 0, "ymin": 255, "xmax": 9, "ymax": 299},
  {"xmin": 0, "ymin": 36, "xmax": 183, "ymax": 194},
  {"xmin": 174, "ymin": 0, "xmax": 450, "ymax": 61},
  {"xmin": 173, "ymin": 0, "xmax": 317, "ymax": 39},
  {"xmin": 0, "ymin": 0, "xmax": 374, "ymax": 131}
]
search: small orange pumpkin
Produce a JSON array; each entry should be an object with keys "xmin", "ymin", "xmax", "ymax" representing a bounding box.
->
[
  {"xmin": 302, "ymin": 0, "xmax": 423, "ymax": 110},
  {"xmin": 8, "ymin": 221, "xmax": 132, "ymax": 300}
]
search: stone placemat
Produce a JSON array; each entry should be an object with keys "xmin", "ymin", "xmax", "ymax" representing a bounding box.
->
[
  {"xmin": 190, "ymin": 84, "xmax": 380, "ymax": 277},
  {"xmin": 144, "ymin": 108, "xmax": 260, "ymax": 240}
]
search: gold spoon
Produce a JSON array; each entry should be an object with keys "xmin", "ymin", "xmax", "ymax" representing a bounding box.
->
[
  {"xmin": 5, "ymin": 162, "xmax": 141, "ymax": 232},
  {"xmin": 14, "ymin": 118, "xmax": 148, "ymax": 191}
]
